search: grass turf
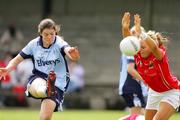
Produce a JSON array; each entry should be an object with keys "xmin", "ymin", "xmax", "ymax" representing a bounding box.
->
[{"xmin": 0, "ymin": 108, "xmax": 180, "ymax": 120}]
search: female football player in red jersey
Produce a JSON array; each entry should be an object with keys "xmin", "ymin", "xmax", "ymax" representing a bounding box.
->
[{"xmin": 121, "ymin": 12, "xmax": 180, "ymax": 120}]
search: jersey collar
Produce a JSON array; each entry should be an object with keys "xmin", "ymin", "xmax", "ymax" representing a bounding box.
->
[{"xmin": 39, "ymin": 36, "xmax": 56, "ymax": 49}]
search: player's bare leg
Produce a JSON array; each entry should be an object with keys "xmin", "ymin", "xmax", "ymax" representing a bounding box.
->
[
  {"xmin": 153, "ymin": 102, "xmax": 175, "ymax": 120},
  {"xmin": 145, "ymin": 109, "xmax": 157, "ymax": 120},
  {"xmin": 39, "ymin": 71, "xmax": 57, "ymax": 120},
  {"xmin": 40, "ymin": 99, "xmax": 56, "ymax": 120},
  {"xmin": 130, "ymin": 107, "xmax": 144, "ymax": 115}
]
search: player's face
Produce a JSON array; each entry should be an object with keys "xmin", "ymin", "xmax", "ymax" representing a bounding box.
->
[
  {"xmin": 41, "ymin": 28, "xmax": 56, "ymax": 46},
  {"xmin": 140, "ymin": 40, "xmax": 151, "ymax": 58}
]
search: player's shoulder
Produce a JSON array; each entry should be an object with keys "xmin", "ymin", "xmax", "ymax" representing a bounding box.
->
[
  {"xmin": 159, "ymin": 45, "xmax": 167, "ymax": 56},
  {"xmin": 55, "ymin": 35, "xmax": 68, "ymax": 46},
  {"xmin": 56, "ymin": 36, "xmax": 65, "ymax": 43}
]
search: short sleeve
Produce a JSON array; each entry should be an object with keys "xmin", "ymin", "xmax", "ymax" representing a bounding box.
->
[
  {"xmin": 127, "ymin": 56, "xmax": 135, "ymax": 64},
  {"xmin": 19, "ymin": 41, "xmax": 33, "ymax": 59},
  {"xmin": 60, "ymin": 40, "xmax": 69, "ymax": 50},
  {"xmin": 56, "ymin": 36, "xmax": 70, "ymax": 54}
]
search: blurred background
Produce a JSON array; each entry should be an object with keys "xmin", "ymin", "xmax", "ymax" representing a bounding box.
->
[{"xmin": 0, "ymin": 0, "xmax": 180, "ymax": 112}]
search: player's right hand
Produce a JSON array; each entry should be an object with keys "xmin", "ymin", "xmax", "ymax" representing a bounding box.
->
[{"xmin": 0, "ymin": 68, "xmax": 8, "ymax": 81}]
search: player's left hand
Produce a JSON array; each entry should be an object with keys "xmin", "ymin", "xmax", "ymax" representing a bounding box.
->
[
  {"xmin": 68, "ymin": 47, "xmax": 80, "ymax": 61},
  {"xmin": 134, "ymin": 14, "xmax": 141, "ymax": 36}
]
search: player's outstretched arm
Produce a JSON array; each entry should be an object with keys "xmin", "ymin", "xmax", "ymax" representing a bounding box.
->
[
  {"xmin": 134, "ymin": 14, "xmax": 163, "ymax": 60},
  {"xmin": 64, "ymin": 46, "xmax": 80, "ymax": 61},
  {"xmin": 122, "ymin": 12, "xmax": 131, "ymax": 38},
  {"xmin": 0, "ymin": 54, "xmax": 24, "ymax": 80}
]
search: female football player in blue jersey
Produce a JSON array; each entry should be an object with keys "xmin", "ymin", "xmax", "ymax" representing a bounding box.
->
[{"xmin": 0, "ymin": 18, "xmax": 80, "ymax": 120}]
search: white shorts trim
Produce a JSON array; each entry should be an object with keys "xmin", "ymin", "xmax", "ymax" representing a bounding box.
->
[{"xmin": 146, "ymin": 89, "xmax": 180, "ymax": 110}]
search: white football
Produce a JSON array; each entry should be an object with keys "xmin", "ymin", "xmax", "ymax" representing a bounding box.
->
[{"xmin": 119, "ymin": 36, "xmax": 140, "ymax": 56}]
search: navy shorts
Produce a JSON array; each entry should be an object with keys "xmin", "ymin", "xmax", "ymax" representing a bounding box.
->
[
  {"xmin": 26, "ymin": 75, "xmax": 64, "ymax": 112},
  {"xmin": 122, "ymin": 93, "xmax": 146, "ymax": 108},
  {"xmin": 42, "ymin": 87, "xmax": 64, "ymax": 112}
]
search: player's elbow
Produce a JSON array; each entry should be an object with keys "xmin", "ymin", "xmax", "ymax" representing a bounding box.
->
[
  {"xmin": 127, "ymin": 65, "xmax": 135, "ymax": 75},
  {"xmin": 151, "ymin": 47, "xmax": 163, "ymax": 60}
]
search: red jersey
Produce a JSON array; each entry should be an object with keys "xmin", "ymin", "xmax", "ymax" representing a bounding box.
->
[{"xmin": 134, "ymin": 47, "xmax": 180, "ymax": 92}]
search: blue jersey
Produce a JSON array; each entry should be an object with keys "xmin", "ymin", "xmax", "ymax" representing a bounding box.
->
[
  {"xmin": 119, "ymin": 54, "xmax": 148, "ymax": 96},
  {"xmin": 20, "ymin": 36, "xmax": 70, "ymax": 91}
]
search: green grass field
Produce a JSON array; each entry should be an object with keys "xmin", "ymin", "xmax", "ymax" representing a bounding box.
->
[{"xmin": 0, "ymin": 108, "xmax": 180, "ymax": 120}]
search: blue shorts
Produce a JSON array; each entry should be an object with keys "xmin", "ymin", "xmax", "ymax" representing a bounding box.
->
[
  {"xmin": 122, "ymin": 93, "xmax": 146, "ymax": 108},
  {"xmin": 42, "ymin": 87, "xmax": 64, "ymax": 112},
  {"xmin": 26, "ymin": 75, "xmax": 64, "ymax": 112}
]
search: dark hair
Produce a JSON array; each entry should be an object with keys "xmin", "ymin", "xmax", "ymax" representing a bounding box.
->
[{"xmin": 38, "ymin": 18, "xmax": 60, "ymax": 34}]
